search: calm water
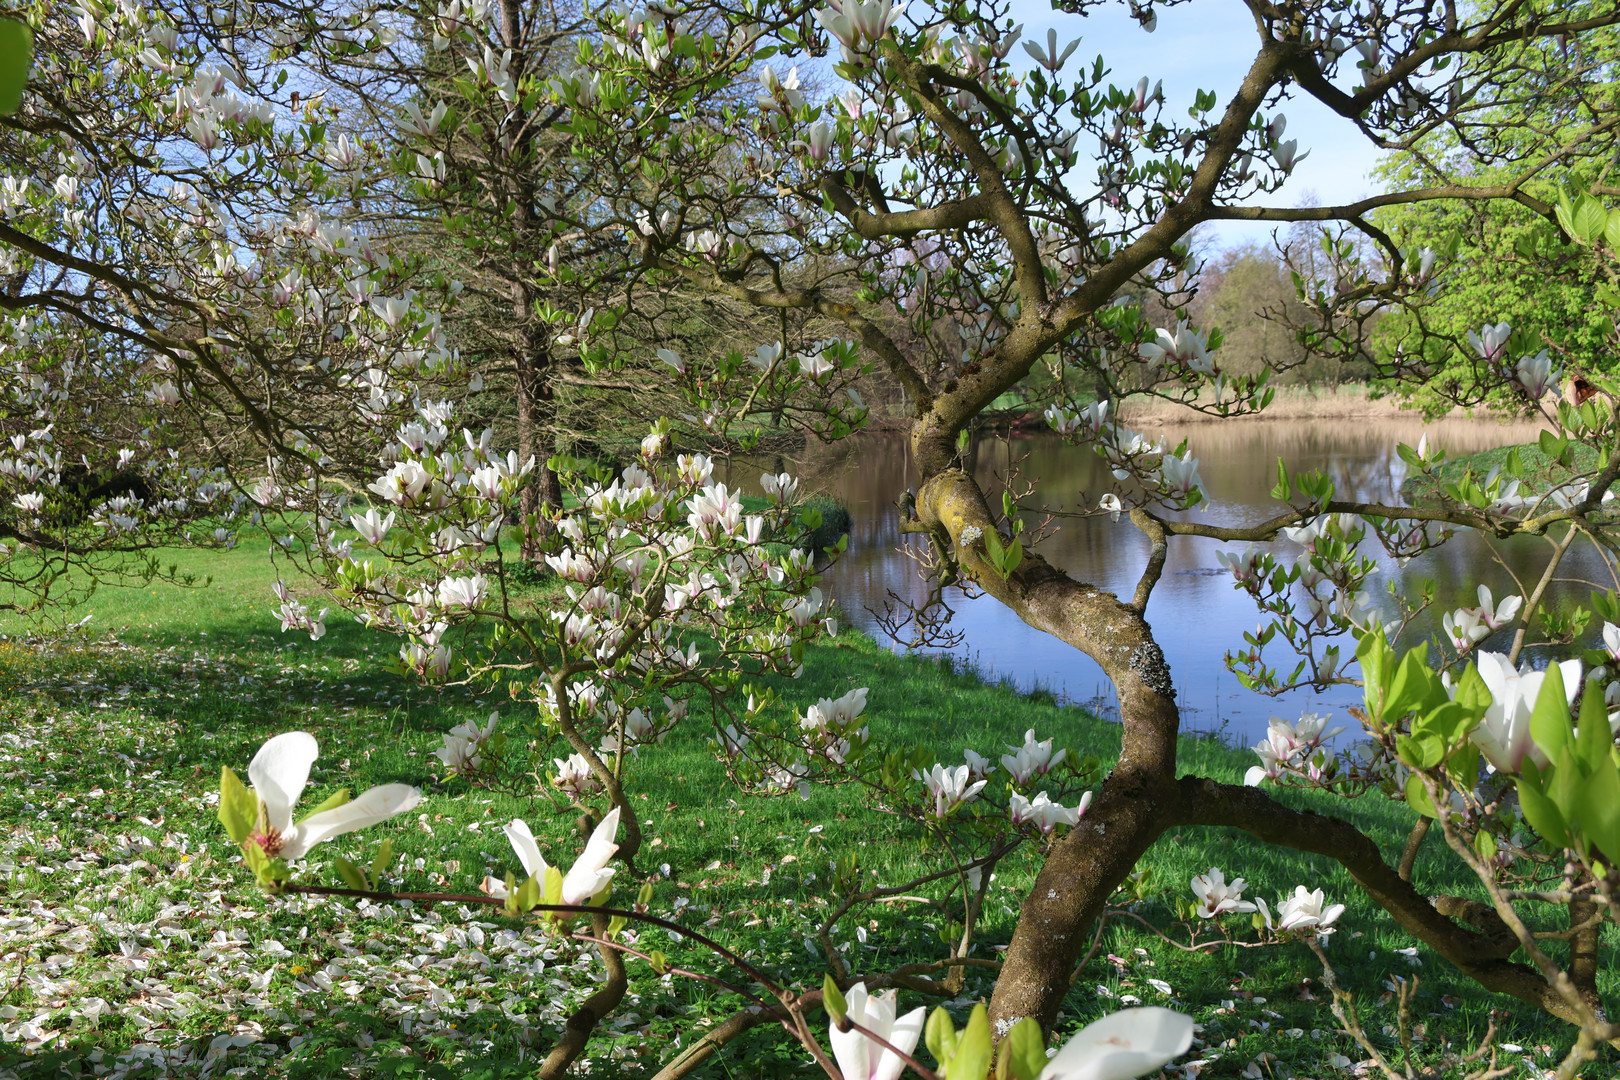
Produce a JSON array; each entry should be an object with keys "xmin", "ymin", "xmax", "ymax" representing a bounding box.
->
[{"xmin": 746, "ymin": 415, "xmax": 1609, "ymax": 746}]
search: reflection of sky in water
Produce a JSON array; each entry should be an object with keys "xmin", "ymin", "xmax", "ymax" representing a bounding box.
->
[{"xmin": 753, "ymin": 415, "xmax": 1602, "ymax": 747}]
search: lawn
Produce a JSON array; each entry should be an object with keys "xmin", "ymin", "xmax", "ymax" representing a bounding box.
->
[{"xmin": 0, "ymin": 540, "xmax": 1604, "ymax": 1079}]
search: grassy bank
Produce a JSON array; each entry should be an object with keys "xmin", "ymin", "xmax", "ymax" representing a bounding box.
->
[{"xmin": 0, "ymin": 544, "xmax": 1600, "ymax": 1079}]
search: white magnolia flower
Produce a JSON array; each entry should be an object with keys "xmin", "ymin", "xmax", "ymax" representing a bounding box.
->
[
  {"xmin": 1442, "ymin": 607, "xmax": 1489, "ymax": 652},
  {"xmin": 1009, "ymin": 790, "xmax": 1091, "ymax": 834},
  {"xmin": 1037, "ymin": 1007, "xmax": 1196, "ymax": 1080},
  {"xmin": 435, "ymin": 712, "xmax": 498, "ymax": 772},
  {"xmin": 914, "ymin": 763, "xmax": 987, "ymax": 818},
  {"xmin": 1158, "ymin": 453, "xmax": 1202, "ymax": 499},
  {"xmin": 1470, "ymin": 651, "xmax": 1580, "ymax": 772},
  {"xmin": 244, "ymin": 732, "xmax": 420, "ymax": 861},
  {"xmin": 482, "ymin": 806, "xmax": 622, "ymax": 906},
  {"xmin": 1602, "ymin": 621, "xmax": 1620, "ymax": 663},
  {"xmin": 760, "ymin": 471, "xmax": 799, "ymax": 503},
  {"xmin": 1001, "ymin": 728, "xmax": 1066, "ymax": 786},
  {"xmin": 348, "ymin": 511, "xmax": 395, "ymax": 550},
  {"xmin": 1137, "ymin": 321, "xmax": 1212, "ymax": 374},
  {"xmin": 1099, "ymin": 493, "xmax": 1123, "ymax": 522},
  {"xmin": 827, "ymin": 982, "xmax": 926, "ymax": 1080},
  {"xmin": 437, "ymin": 573, "xmax": 488, "ymax": 609},
  {"xmin": 1273, "ymin": 886, "xmax": 1345, "ymax": 934},
  {"xmin": 1190, "ymin": 867, "xmax": 1257, "ymax": 918}
]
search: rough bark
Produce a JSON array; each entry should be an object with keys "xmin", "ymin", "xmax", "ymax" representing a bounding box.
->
[
  {"xmin": 513, "ymin": 318, "xmax": 562, "ymax": 562},
  {"xmin": 910, "ymin": 468, "xmax": 1184, "ymax": 1032}
]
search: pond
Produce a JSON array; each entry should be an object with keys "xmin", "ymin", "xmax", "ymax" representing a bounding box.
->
[{"xmin": 745, "ymin": 413, "xmax": 1608, "ymax": 747}]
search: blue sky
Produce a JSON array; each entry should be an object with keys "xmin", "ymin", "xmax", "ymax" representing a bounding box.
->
[{"xmin": 1002, "ymin": 0, "xmax": 1390, "ymax": 251}]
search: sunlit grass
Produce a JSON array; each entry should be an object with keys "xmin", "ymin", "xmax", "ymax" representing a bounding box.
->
[{"xmin": 0, "ymin": 542, "xmax": 1606, "ymax": 1077}]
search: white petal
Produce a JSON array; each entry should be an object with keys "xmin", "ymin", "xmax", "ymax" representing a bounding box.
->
[
  {"xmin": 503, "ymin": 819, "xmax": 550, "ymax": 880},
  {"xmin": 829, "ymin": 983, "xmax": 874, "ymax": 1080},
  {"xmin": 1039, "ymin": 1007, "xmax": 1195, "ymax": 1080},
  {"xmin": 872, "ymin": 1005, "xmax": 927, "ymax": 1080},
  {"xmin": 560, "ymin": 805, "xmax": 621, "ymax": 905},
  {"xmin": 249, "ymin": 732, "xmax": 318, "ymax": 836},
  {"xmin": 280, "ymin": 784, "xmax": 420, "ymax": 859}
]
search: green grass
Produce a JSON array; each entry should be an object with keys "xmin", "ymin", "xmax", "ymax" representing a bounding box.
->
[{"xmin": 0, "ymin": 542, "xmax": 1606, "ymax": 1078}]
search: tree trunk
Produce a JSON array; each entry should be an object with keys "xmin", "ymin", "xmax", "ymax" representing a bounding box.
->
[{"xmin": 514, "ymin": 322, "xmax": 562, "ymax": 563}]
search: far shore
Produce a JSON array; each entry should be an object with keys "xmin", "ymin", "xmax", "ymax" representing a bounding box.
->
[{"xmin": 1117, "ymin": 383, "xmax": 1527, "ymax": 426}]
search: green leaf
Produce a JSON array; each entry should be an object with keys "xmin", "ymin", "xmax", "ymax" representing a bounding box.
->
[
  {"xmin": 1517, "ymin": 761, "xmax": 1570, "ymax": 847},
  {"xmin": 822, "ymin": 975, "xmax": 848, "ymax": 1027},
  {"xmin": 514, "ymin": 873, "xmax": 541, "ymax": 913},
  {"xmin": 648, "ymin": 949, "xmax": 669, "ymax": 974},
  {"xmin": 1384, "ymin": 646, "xmax": 1442, "ymax": 720},
  {"xmin": 1474, "ymin": 831, "xmax": 1497, "ymax": 863},
  {"xmin": 1404, "ymin": 772, "xmax": 1439, "ymax": 819},
  {"xmin": 945, "ymin": 1005, "xmax": 993, "ymax": 1080},
  {"xmin": 218, "ymin": 766, "xmax": 256, "ymax": 844},
  {"xmin": 998, "ymin": 1017, "xmax": 1047, "ymax": 1080},
  {"xmin": 1357, "ymin": 627, "xmax": 1394, "ymax": 724},
  {"xmin": 1571, "ymin": 762, "xmax": 1620, "ymax": 863},
  {"xmin": 1576, "ymin": 681, "xmax": 1611, "ymax": 771},
  {"xmin": 1572, "ymin": 196, "xmax": 1608, "ymax": 243},
  {"xmin": 1447, "ymin": 743, "xmax": 1480, "ymax": 786},
  {"xmin": 335, "ymin": 856, "xmax": 369, "ymax": 891},
  {"xmin": 925, "ymin": 1007, "xmax": 958, "ymax": 1068},
  {"xmin": 369, "ymin": 837, "xmax": 394, "ymax": 884},
  {"xmin": 1606, "ymin": 209, "xmax": 1620, "ymax": 253},
  {"xmin": 543, "ymin": 864, "xmax": 565, "ymax": 905},
  {"xmin": 1528, "ymin": 663, "xmax": 1574, "ymax": 764},
  {"xmin": 0, "ymin": 19, "xmax": 31, "ymax": 116}
]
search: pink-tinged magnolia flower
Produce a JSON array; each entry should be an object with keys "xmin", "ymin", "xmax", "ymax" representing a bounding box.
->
[
  {"xmin": 1513, "ymin": 350, "xmax": 1557, "ymax": 399},
  {"xmin": 827, "ymin": 982, "xmax": 926, "ymax": 1080},
  {"xmin": 1045, "ymin": 406, "xmax": 1082, "ymax": 436},
  {"xmin": 1190, "ymin": 867, "xmax": 1257, "ymax": 918},
  {"xmin": 1037, "ymin": 1007, "xmax": 1195, "ymax": 1080},
  {"xmin": 436, "ymin": 712, "xmax": 498, "ymax": 772},
  {"xmin": 1138, "ymin": 321, "xmax": 1212, "ymax": 373},
  {"xmin": 1442, "ymin": 607, "xmax": 1488, "ymax": 652},
  {"xmin": 350, "ymin": 508, "xmax": 395, "ymax": 546},
  {"xmin": 1474, "ymin": 585, "xmax": 1522, "ymax": 631},
  {"xmin": 805, "ymin": 120, "xmax": 833, "ymax": 163},
  {"xmin": 760, "ymin": 471, "xmax": 799, "ymax": 503},
  {"xmin": 553, "ymin": 752, "xmax": 602, "ymax": 796},
  {"xmin": 1467, "ymin": 321, "xmax": 1511, "ymax": 363},
  {"xmin": 1001, "ymin": 729, "xmax": 1066, "ymax": 785},
  {"xmin": 244, "ymin": 733, "xmax": 419, "ymax": 861},
  {"xmin": 1215, "ymin": 547, "xmax": 1261, "ymax": 584},
  {"xmin": 1009, "ymin": 790, "xmax": 1091, "ymax": 834},
  {"xmin": 1158, "ymin": 453, "xmax": 1202, "ymax": 499},
  {"xmin": 1022, "ymin": 27, "xmax": 1079, "ymax": 72}
]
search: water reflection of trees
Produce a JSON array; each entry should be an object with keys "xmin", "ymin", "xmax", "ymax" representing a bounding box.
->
[{"xmin": 742, "ymin": 420, "xmax": 1564, "ymax": 739}]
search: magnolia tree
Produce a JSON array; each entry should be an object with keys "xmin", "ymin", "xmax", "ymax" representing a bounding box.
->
[
  {"xmin": 501, "ymin": 0, "xmax": 1620, "ymax": 1067},
  {"xmin": 10, "ymin": 0, "xmax": 1620, "ymax": 1077}
]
